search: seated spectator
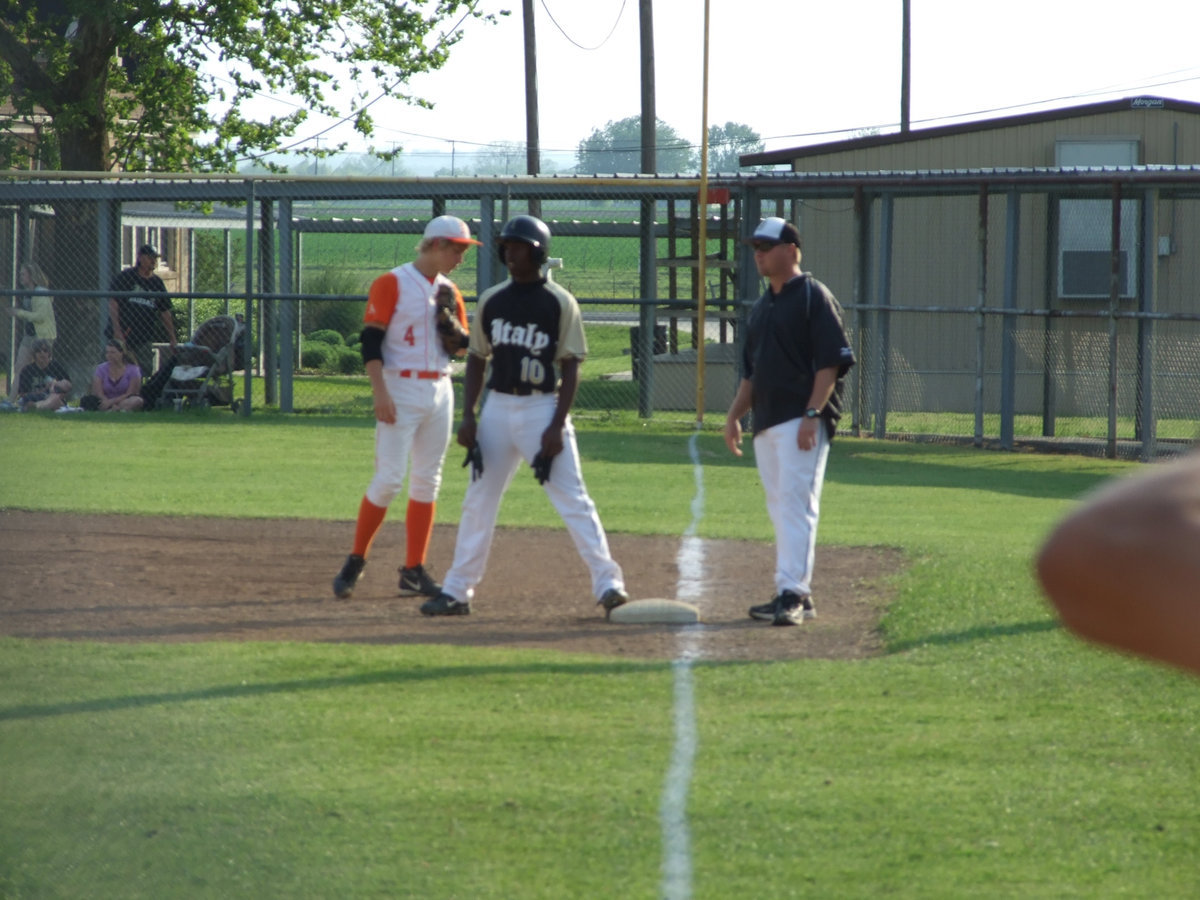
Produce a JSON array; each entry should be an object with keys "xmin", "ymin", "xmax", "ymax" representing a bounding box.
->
[
  {"xmin": 16, "ymin": 338, "xmax": 71, "ymax": 411},
  {"xmin": 85, "ymin": 339, "xmax": 144, "ymax": 412}
]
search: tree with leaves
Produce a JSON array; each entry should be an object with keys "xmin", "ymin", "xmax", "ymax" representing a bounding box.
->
[
  {"xmin": 575, "ymin": 116, "xmax": 696, "ymax": 175},
  {"xmin": 0, "ymin": 0, "xmax": 498, "ymax": 382},
  {"xmin": 0, "ymin": 0, "xmax": 500, "ymax": 173},
  {"xmin": 707, "ymin": 121, "xmax": 764, "ymax": 173}
]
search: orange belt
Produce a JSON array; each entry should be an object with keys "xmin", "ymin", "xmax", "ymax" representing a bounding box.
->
[{"xmin": 395, "ymin": 369, "xmax": 444, "ymax": 380}]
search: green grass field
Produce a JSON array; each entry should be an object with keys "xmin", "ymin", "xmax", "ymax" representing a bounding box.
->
[{"xmin": 2, "ymin": 415, "xmax": 1198, "ymax": 898}]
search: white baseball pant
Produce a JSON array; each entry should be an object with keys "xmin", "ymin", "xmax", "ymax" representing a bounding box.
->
[
  {"xmin": 441, "ymin": 391, "xmax": 625, "ymax": 602},
  {"xmin": 365, "ymin": 372, "xmax": 454, "ymax": 508},
  {"xmin": 753, "ymin": 416, "xmax": 830, "ymax": 598}
]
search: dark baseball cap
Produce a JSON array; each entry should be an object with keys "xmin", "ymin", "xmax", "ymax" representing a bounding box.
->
[
  {"xmin": 743, "ymin": 217, "xmax": 802, "ymax": 248},
  {"xmin": 138, "ymin": 244, "xmax": 159, "ymax": 257}
]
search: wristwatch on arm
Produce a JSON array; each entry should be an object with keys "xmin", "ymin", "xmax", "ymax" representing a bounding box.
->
[{"xmin": 803, "ymin": 407, "xmax": 821, "ymax": 419}]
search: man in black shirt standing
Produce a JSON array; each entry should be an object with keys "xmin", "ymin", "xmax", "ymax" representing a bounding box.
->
[
  {"xmin": 723, "ymin": 217, "xmax": 855, "ymax": 626},
  {"xmin": 107, "ymin": 244, "xmax": 177, "ymax": 373}
]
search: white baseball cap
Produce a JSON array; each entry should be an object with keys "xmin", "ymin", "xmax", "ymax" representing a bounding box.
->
[
  {"xmin": 423, "ymin": 215, "xmax": 482, "ymax": 246},
  {"xmin": 744, "ymin": 216, "xmax": 802, "ymax": 248}
]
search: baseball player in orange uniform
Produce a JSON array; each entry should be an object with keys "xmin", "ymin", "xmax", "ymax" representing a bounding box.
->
[
  {"xmin": 419, "ymin": 215, "xmax": 629, "ymax": 618},
  {"xmin": 332, "ymin": 215, "xmax": 479, "ymax": 600}
]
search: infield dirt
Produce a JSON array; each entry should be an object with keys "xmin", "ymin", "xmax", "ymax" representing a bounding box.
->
[{"xmin": 0, "ymin": 510, "xmax": 901, "ymax": 662}]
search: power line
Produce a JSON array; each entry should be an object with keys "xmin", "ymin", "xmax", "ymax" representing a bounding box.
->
[
  {"xmin": 538, "ymin": 0, "xmax": 628, "ymax": 51},
  {"xmin": 233, "ymin": 2, "xmax": 481, "ymax": 163},
  {"xmin": 226, "ymin": 26, "xmax": 1200, "ymax": 163}
]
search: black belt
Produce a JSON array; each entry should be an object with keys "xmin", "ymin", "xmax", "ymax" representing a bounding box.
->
[{"xmin": 491, "ymin": 385, "xmax": 548, "ymax": 396}]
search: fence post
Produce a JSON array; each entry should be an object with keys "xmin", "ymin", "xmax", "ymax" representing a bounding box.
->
[
  {"xmin": 872, "ymin": 194, "xmax": 893, "ymax": 440},
  {"xmin": 1041, "ymin": 195, "xmax": 1058, "ymax": 439},
  {"xmin": 1000, "ymin": 189, "xmax": 1020, "ymax": 450},
  {"xmin": 278, "ymin": 197, "xmax": 294, "ymax": 413},
  {"xmin": 240, "ymin": 179, "xmax": 255, "ymax": 416},
  {"xmin": 1105, "ymin": 182, "xmax": 1122, "ymax": 459},
  {"xmin": 974, "ymin": 186, "xmax": 989, "ymax": 447},
  {"xmin": 5, "ymin": 207, "xmax": 15, "ymax": 389},
  {"xmin": 637, "ymin": 197, "xmax": 656, "ymax": 418},
  {"xmin": 97, "ymin": 197, "xmax": 118, "ymax": 351},
  {"xmin": 1137, "ymin": 187, "xmax": 1158, "ymax": 461},
  {"xmin": 851, "ymin": 186, "xmax": 870, "ymax": 436},
  {"xmin": 734, "ymin": 188, "xmax": 762, "ymax": 430},
  {"xmin": 260, "ymin": 197, "xmax": 276, "ymax": 407},
  {"xmin": 477, "ymin": 194, "xmax": 496, "ymax": 294}
]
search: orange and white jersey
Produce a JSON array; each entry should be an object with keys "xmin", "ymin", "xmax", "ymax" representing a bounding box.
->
[{"xmin": 363, "ymin": 262, "xmax": 468, "ymax": 372}]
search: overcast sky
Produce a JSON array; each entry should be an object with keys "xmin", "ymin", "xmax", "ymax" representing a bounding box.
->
[{"xmin": 235, "ymin": 0, "xmax": 1200, "ymax": 169}]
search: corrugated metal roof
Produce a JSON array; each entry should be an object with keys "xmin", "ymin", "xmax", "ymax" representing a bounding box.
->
[{"xmin": 740, "ymin": 95, "xmax": 1200, "ymax": 167}]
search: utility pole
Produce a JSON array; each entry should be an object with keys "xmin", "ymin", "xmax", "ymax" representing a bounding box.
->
[
  {"xmin": 900, "ymin": 0, "xmax": 911, "ymax": 132},
  {"xmin": 639, "ymin": 0, "xmax": 656, "ymax": 175},
  {"xmin": 522, "ymin": 0, "xmax": 542, "ymax": 218}
]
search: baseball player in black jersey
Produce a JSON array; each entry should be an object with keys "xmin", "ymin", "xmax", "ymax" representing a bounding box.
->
[
  {"xmin": 420, "ymin": 215, "xmax": 629, "ymax": 617},
  {"xmin": 723, "ymin": 217, "xmax": 855, "ymax": 626}
]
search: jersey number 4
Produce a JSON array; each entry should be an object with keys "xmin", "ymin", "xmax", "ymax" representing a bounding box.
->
[{"xmin": 402, "ymin": 325, "xmax": 416, "ymax": 346}]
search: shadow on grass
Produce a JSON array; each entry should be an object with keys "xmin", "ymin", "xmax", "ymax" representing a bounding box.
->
[
  {"xmin": 0, "ymin": 658, "xmax": 679, "ymax": 722},
  {"xmin": 832, "ymin": 443, "xmax": 1124, "ymax": 500},
  {"xmin": 0, "ymin": 652, "xmax": 815, "ymax": 722},
  {"xmin": 887, "ymin": 617, "xmax": 1061, "ymax": 655},
  {"xmin": 579, "ymin": 433, "xmax": 1128, "ymax": 500}
]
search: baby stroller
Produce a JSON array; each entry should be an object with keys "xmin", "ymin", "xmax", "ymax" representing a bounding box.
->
[{"xmin": 157, "ymin": 314, "xmax": 245, "ymax": 412}]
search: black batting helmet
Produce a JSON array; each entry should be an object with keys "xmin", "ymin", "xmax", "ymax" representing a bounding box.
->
[{"xmin": 498, "ymin": 214, "xmax": 551, "ymax": 265}]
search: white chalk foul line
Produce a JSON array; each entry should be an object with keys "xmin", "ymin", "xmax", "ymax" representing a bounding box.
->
[{"xmin": 660, "ymin": 431, "xmax": 706, "ymax": 900}]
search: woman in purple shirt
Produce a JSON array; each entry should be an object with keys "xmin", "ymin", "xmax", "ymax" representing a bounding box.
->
[{"xmin": 87, "ymin": 339, "xmax": 144, "ymax": 411}]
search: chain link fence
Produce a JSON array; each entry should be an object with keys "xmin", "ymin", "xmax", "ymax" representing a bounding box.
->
[{"xmin": 3, "ymin": 171, "xmax": 1199, "ymax": 457}]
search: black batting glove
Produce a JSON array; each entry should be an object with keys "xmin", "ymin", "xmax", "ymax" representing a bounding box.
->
[
  {"xmin": 531, "ymin": 451, "xmax": 553, "ymax": 485},
  {"xmin": 463, "ymin": 443, "xmax": 484, "ymax": 481}
]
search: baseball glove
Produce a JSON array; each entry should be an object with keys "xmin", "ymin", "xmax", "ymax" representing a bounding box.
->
[
  {"xmin": 434, "ymin": 284, "xmax": 469, "ymax": 355},
  {"xmin": 463, "ymin": 442, "xmax": 484, "ymax": 481},
  {"xmin": 531, "ymin": 451, "xmax": 553, "ymax": 485}
]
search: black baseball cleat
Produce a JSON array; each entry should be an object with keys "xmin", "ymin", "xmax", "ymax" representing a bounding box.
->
[
  {"xmin": 749, "ymin": 594, "xmax": 782, "ymax": 621},
  {"xmin": 420, "ymin": 592, "xmax": 471, "ymax": 617},
  {"xmin": 333, "ymin": 554, "xmax": 366, "ymax": 600},
  {"xmin": 750, "ymin": 590, "xmax": 816, "ymax": 624},
  {"xmin": 598, "ymin": 587, "xmax": 630, "ymax": 614},
  {"xmin": 770, "ymin": 591, "xmax": 816, "ymax": 627},
  {"xmin": 398, "ymin": 564, "xmax": 442, "ymax": 598}
]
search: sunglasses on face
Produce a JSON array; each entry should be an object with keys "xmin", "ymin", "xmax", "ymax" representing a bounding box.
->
[{"xmin": 752, "ymin": 241, "xmax": 781, "ymax": 253}]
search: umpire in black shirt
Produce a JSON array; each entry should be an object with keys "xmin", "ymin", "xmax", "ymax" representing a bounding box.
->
[{"xmin": 723, "ymin": 217, "xmax": 855, "ymax": 627}]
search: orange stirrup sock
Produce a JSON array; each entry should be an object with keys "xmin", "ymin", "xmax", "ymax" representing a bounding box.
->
[
  {"xmin": 405, "ymin": 499, "xmax": 436, "ymax": 568},
  {"xmin": 351, "ymin": 497, "xmax": 388, "ymax": 558}
]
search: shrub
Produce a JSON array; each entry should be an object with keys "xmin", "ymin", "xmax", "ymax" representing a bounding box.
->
[
  {"xmin": 301, "ymin": 268, "xmax": 368, "ymax": 339},
  {"xmin": 336, "ymin": 345, "xmax": 363, "ymax": 375},
  {"xmin": 306, "ymin": 329, "xmax": 344, "ymax": 347},
  {"xmin": 300, "ymin": 341, "xmax": 333, "ymax": 371}
]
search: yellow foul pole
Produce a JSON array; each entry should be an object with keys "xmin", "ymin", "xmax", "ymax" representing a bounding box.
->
[{"xmin": 696, "ymin": 0, "xmax": 711, "ymax": 423}]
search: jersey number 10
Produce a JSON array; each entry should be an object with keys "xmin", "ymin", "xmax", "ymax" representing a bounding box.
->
[{"xmin": 520, "ymin": 356, "xmax": 545, "ymax": 385}]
